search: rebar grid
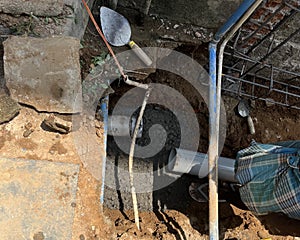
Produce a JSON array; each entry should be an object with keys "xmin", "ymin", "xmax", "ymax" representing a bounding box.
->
[{"xmin": 222, "ymin": 0, "xmax": 300, "ymax": 109}]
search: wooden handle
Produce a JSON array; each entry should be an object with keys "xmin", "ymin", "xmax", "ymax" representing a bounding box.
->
[
  {"xmin": 128, "ymin": 41, "xmax": 152, "ymax": 67},
  {"xmin": 247, "ymin": 116, "xmax": 255, "ymax": 135}
]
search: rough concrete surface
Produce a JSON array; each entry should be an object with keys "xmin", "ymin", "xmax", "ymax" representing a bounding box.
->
[
  {"xmin": 118, "ymin": 0, "xmax": 243, "ymax": 28},
  {"xmin": 0, "ymin": 94, "xmax": 20, "ymax": 123},
  {"xmin": 4, "ymin": 36, "xmax": 82, "ymax": 113},
  {"xmin": 104, "ymin": 154, "xmax": 154, "ymax": 211},
  {"xmin": 0, "ymin": 0, "xmax": 64, "ymax": 17},
  {"xmin": 0, "ymin": 157, "xmax": 79, "ymax": 240}
]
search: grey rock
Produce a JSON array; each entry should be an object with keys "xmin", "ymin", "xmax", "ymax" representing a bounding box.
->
[
  {"xmin": 43, "ymin": 114, "xmax": 72, "ymax": 134},
  {"xmin": 0, "ymin": 0, "xmax": 64, "ymax": 17},
  {"xmin": 4, "ymin": 36, "xmax": 82, "ymax": 113},
  {"xmin": 0, "ymin": 94, "xmax": 20, "ymax": 124}
]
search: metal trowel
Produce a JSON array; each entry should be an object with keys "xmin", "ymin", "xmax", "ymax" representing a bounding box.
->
[
  {"xmin": 100, "ymin": 6, "xmax": 152, "ymax": 66},
  {"xmin": 237, "ymin": 99, "xmax": 255, "ymax": 135}
]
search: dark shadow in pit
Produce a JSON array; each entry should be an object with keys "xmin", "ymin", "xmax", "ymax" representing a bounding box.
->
[
  {"xmin": 105, "ymin": 71, "xmax": 244, "ymax": 238},
  {"xmin": 114, "ymin": 154, "xmax": 130, "ymax": 220},
  {"xmin": 153, "ymin": 174, "xmax": 244, "ymax": 239},
  {"xmin": 258, "ymin": 213, "xmax": 300, "ymax": 237}
]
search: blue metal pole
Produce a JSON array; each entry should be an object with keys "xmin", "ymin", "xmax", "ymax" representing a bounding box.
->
[
  {"xmin": 208, "ymin": 1, "xmax": 257, "ymax": 239},
  {"xmin": 214, "ymin": 0, "xmax": 256, "ymax": 42},
  {"xmin": 208, "ymin": 42, "xmax": 219, "ymax": 240},
  {"xmin": 100, "ymin": 96, "xmax": 109, "ymax": 204}
]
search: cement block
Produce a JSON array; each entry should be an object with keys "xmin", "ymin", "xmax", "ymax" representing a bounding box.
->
[
  {"xmin": 104, "ymin": 154, "xmax": 154, "ymax": 211},
  {"xmin": 4, "ymin": 36, "xmax": 82, "ymax": 113},
  {"xmin": 0, "ymin": 0, "xmax": 64, "ymax": 17}
]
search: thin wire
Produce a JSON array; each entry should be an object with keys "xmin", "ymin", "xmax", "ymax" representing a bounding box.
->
[{"xmin": 81, "ymin": 0, "xmax": 126, "ymax": 78}]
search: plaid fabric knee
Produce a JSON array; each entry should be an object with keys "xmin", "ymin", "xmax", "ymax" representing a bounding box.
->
[{"xmin": 235, "ymin": 140, "xmax": 300, "ymax": 220}]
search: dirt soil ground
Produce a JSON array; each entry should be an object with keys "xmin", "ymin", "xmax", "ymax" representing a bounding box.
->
[{"xmin": 1, "ymin": 2, "xmax": 300, "ymax": 240}]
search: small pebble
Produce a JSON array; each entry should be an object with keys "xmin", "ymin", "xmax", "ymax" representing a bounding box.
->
[
  {"xmin": 265, "ymin": 98, "xmax": 275, "ymax": 107},
  {"xmin": 23, "ymin": 129, "xmax": 34, "ymax": 138},
  {"xmin": 257, "ymin": 230, "xmax": 270, "ymax": 239},
  {"xmin": 173, "ymin": 24, "xmax": 179, "ymax": 29},
  {"xmin": 33, "ymin": 232, "xmax": 45, "ymax": 240},
  {"xmin": 96, "ymin": 129, "xmax": 102, "ymax": 138},
  {"xmin": 94, "ymin": 120, "xmax": 101, "ymax": 129},
  {"xmin": 25, "ymin": 122, "xmax": 33, "ymax": 130},
  {"xmin": 49, "ymin": 150, "xmax": 55, "ymax": 155},
  {"xmin": 194, "ymin": 31, "xmax": 202, "ymax": 38},
  {"xmin": 79, "ymin": 234, "xmax": 85, "ymax": 240}
]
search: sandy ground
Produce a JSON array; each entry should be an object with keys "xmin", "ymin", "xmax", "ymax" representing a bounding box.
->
[{"xmin": 1, "ymin": 105, "xmax": 299, "ymax": 239}]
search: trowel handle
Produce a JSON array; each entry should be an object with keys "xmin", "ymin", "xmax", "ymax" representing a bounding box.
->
[
  {"xmin": 129, "ymin": 41, "xmax": 152, "ymax": 67},
  {"xmin": 247, "ymin": 116, "xmax": 255, "ymax": 135}
]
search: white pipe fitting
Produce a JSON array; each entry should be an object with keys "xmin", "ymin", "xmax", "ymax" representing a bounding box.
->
[
  {"xmin": 168, "ymin": 148, "xmax": 237, "ymax": 182},
  {"xmin": 107, "ymin": 115, "xmax": 143, "ymax": 138}
]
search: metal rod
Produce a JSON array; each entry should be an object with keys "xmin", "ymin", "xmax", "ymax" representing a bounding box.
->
[
  {"xmin": 209, "ymin": 1, "xmax": 258, "ymax": 238},
  {"xmin": 241, "ymin": 4, "xmax": 284, "ymax": 45},
  {"xmin": 228, "ymin": 8, "xmax": 299, "ymax": 71},
  {"xmin": 209, "ymin": 42, "xmax": 218, "ymax": 239},
  {"xmin": 213, "ymin": 0, "xmax": 257, "ymax": 42},
  {"xmin": 241, "ymin": 26, "xmax": 300, "ymax": 77},
  {"xmin": 224, "ymin": 51, "xmax": 300, "ymax": 78},
  {"xmin": 222, "ymin": 89, "xmax": 300, "ymax": 110},
  {"xmin": 223, "ymin": 73, "xmax": 300, "ymax": 95},
  {"xmin": 245, "ymin": 9, "xmax": 299, "ymax": 55},
  {"xmin": 100, "ymin": 96, "xmax": 109, "ymax": 204}
]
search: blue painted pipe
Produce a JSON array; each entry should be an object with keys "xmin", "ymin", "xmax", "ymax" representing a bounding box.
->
[
  {"xmin": 100, "ymin": 96, "xmax": 109, "ymax": 204},
  {"xmin": 213, "ymin": 0, "xmax": 256, "ymax": 42},
  {"xmin": 208, "ymin": 1, "xmax": 257, "ymax": 239}
]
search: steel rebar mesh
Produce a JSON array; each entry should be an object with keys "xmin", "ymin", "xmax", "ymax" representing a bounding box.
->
[{"xmin": 222, "ymin": 0, "xmax": 300, "ymax": 110}]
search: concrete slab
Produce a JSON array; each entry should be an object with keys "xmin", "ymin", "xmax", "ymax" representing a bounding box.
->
[
  {"xmin": 104, "ymin": 154, "xmax": 154, "ymax": 211},
  {"xmin": 0, "ymin": 157, "xmax": 79, "ymax": 240},
  {"xmin": 4, "ymin": 36, "xmax": 82, "ymax": 113},
  {"xmin": 0, "ymin": 0, "xmax": 64, "ymax": 17}
]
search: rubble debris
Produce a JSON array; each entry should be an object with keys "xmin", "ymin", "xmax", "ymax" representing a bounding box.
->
[
  {"xmin": 4, "ymin": 36, "xmax": 82, "ymax": 113},
  {"xmin": 0, "ymin": 94, "xmax": 20, "ymax": 124},
  {"xmin": 23, "ymin": 122, "xmax": 35, "ymax": 137},
  {"xmin": 42, "ymin": 114, "xmax": 72, "ymax": 134},
  {"xmin": 33, "ymin": 232, "xmax": 45, "ymax": 240},
  {"xmin": 23, "ymin": 129, "xmax": 34, "ymax": 138}
]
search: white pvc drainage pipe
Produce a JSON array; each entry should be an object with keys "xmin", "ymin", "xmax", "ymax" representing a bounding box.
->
[
  {"xmin": 107, "ymin": 115, "xmax": 143, "ymax": 138},
  {"xmin": 168, "ymin": 148, "xmax": 237, "ymax": 182}
]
